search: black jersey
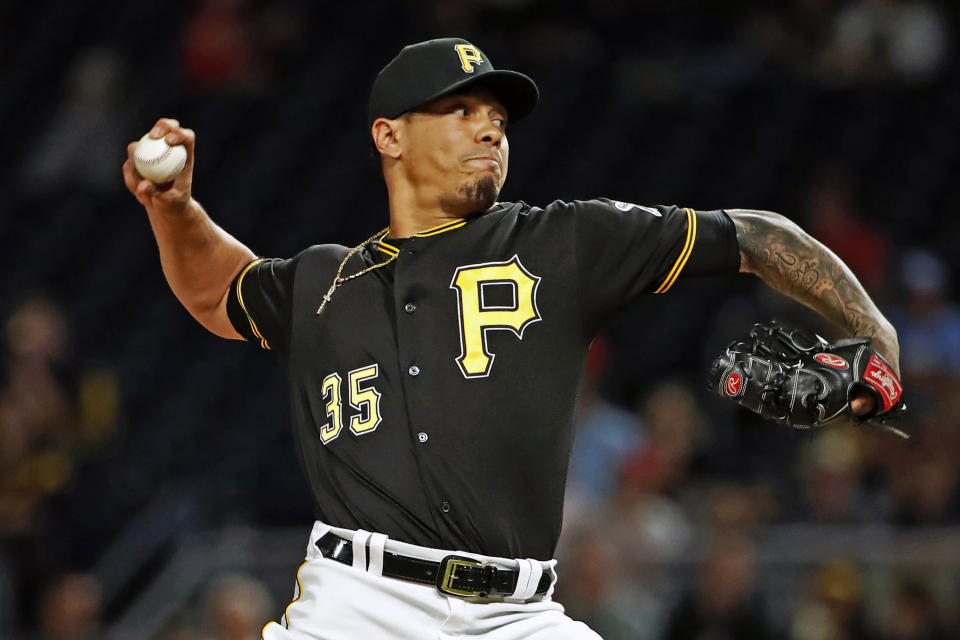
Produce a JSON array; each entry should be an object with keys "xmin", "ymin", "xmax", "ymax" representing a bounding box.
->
[{"xmin": 226, "ymin": 198, "xmax": 740, "ymax": 560}]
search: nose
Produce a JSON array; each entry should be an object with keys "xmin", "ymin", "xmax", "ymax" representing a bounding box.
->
[{"xmin": 476, "ymin": 119, "xmax": 503, "ymax": 147}]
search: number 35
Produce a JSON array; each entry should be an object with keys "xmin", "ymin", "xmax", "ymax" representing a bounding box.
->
[{"xmin": 318, "ymin": 364, "xmax": 382, "ymax": 445}]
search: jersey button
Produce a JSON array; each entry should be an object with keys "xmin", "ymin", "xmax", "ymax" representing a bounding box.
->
[
  {"xmin": 404, "ymin": 302, "xmax": 416, "ymax": 314},
  {"xmin": 408, "ymin": 365, "xmax": 420, "ymax": 376},
  {"xmin": 417, "ymin": 432, "xmax": 428, "ymax": 443},
  {"xmin": 440, "ymin": 501, "xmax": 451, "ymax": 513}
]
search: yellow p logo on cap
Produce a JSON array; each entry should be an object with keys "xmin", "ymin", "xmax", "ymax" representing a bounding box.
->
[{"xmin": 454, "ymin": 44, "xmax": 483, "ymax": 73}]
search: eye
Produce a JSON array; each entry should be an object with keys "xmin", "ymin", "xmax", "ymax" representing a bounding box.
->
[
  {"xmin": 492, "ymin": 118, "xmax": 506, "ymax": 129},
  {"xmin": 453, "ymin": 106, "xmax": 468, "ymax": 117}
]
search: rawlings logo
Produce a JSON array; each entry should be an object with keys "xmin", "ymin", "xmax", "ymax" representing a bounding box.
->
[
  {"xmin": 863, "ymin": 355, "xmax": 902, "ymax": 411},
  {"xmin": 725, "ymin": 372, "xmax": 742, "ymax": 396},
  {"xmin": 814, "ymin": 353, "xmax": 848, "ymax": 369}
]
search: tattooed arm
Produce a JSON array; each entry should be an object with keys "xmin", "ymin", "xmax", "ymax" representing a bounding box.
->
[{"xmin": 726, "ymin": 209, "xmax": 900, "ymax": 377}]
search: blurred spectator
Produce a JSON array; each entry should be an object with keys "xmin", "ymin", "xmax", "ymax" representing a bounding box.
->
[
  {"xmin": 807, "ymin": 170, "xmax": 888, "ymax": 294},
  {"xmin": 182, "ymin": 0, "xmax": 262, "ymax": 93},
  {"xmin": 23, "ymin": 48, "xmax": 127, "ymax": 192},
  {"xmin": 793, "ymin": 429, "xmax": 884, "ymax": 523},
  {"xmin": 251, "ymin": 2, "xmax": 309, "ymax": 85},
  {"xmin": 566, "ymin": 338, "xmax": 644, "ymax": 516},
  {"xmin": 743, "ymin": 0, "xmax": 841, "ymax": 77},
  {"xmin": 201, "ymin": 572, "xmax": 271, "ymax": 640},
  {"xmin": 791, "ymin": 560, "xmax": 877, "ymax": 640},
  {"xmin": 706, "ymin": 483, "xmax": 767, "ymax": 534},
  {"xmin": 607, "ymin": 445, "xmax": 694, "ymax": 563},
  {"xmin": 635, "ymin": 382, "xmax": 707, "ymax": 492},
  {"xmin": 890, "ymin": 250, "xmax": 960, "ymax": 389},
  {"xmin": 822, "ymin": 0, "xmax": 949, "ymax": 83},
  {"xmin": 599, "ymin": 383, "xmax": 707, "ymax": 564},
  {"xmin": 886, "ymin": 577, "xmax": 949, "ymax": 640},
  {"xmin": 557, "ymin": 534, "xmax": 662, "ymax": 640},
  {"xmin": 664, "ymin": 534, "xmax": 772, "ymax": 640},
  {"xmin": 0, "ymin": 297, "xmax": 119, "ymax": 635},
  {"xmin": 887, "ymin": 438, "xmax": 960, "ymax": 526},
  {"xmin": 0, "ymin": 296, "xmax": 120, "ymax": 533},
  {"xmin": 0, "ymin": 297, "xmax": 76, "ymax": 534},
  {"xmin": 37, "ymin": 573, "xmax": 103, "ymax": 640}
]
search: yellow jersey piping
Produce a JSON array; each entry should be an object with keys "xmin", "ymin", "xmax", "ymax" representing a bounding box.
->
[
  {"xmin": 236, "ymin": 258, "xmax": 270, "ymax": 350},
  {"xmin": 282, "ymin": 560, "xmax": 309, "ymax": 628},
  {"xmin": 654, "ymin": 208, "xmax": 697, "ymax": 294},
  {"xmin": 376, "ymin": 240, "xmax": 400, "ymax": 257},
  {"xmin": 415, "ymin": 219, "xmax": 467, "ymax": 237},
  {"xmin": 375, "ymin": 219, "xmax": 468, "ymax": 255}
]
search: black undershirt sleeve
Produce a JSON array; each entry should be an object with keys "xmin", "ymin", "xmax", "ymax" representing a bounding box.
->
[{"xmin": 683, "ymin": 209, "xmax": 741, "ymax": 276}]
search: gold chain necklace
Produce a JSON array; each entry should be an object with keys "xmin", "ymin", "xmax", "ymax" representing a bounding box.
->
[{"xmin": 316, "ymin": 227, "xmax": 397, "ymax": 315}]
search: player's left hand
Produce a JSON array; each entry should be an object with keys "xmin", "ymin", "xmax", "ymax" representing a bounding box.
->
[
  {"xmin": 707, "ymin": 320, "xmax": 908, "ymax": 437},
  {"xmin": 850, "ymin": 387, "xmax": 876, "ymax": 415}
]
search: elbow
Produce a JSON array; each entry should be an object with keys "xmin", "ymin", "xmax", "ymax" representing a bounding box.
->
[{"xmin": 181, "ymin": 285, "xmax": 241, "ymax": 340}]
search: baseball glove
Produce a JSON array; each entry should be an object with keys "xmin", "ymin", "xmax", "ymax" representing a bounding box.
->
[{"xmin": 707, "ymin": 320, "xmax": 907, "ymax": 438}]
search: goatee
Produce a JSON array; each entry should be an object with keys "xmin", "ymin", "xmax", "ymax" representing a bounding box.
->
[{"xmin": 459, "ymin": 175, "xmax": 499, "ymax": 212}]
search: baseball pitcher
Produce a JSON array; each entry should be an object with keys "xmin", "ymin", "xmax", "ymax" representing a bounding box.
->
[{"xmin": 122, "ymin": 38, "xmax": 903, "ymax": 640}]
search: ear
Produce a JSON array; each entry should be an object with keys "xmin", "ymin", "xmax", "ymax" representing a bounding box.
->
[{"xmin": 372, "ymin": 117, "xmax": 403, "ymax": 159}]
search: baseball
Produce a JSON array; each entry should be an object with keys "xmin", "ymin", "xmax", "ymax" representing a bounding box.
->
[{"xmin": 133, "ymin": 132, "xmax": 187, "ymax": 183}]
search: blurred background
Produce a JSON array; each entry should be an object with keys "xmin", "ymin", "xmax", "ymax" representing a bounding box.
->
[{"xmin": 1, "ymin": 0, "xmax": 959, "ymax": 638}]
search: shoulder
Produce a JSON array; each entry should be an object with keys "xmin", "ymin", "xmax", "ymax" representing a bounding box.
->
[
  {"xmin": 487, "ymin": 199, "xmax": 596, "ymax": 217},
  {"xmin": 470, "ymin": 198, "xmax": 676, "ymax": 237},
  {"xmin": 276, "ymin": 243, "xmax": 352, "ymax": 272},
  {"xmin": 502, "ymin": 198, "xmax": 675, "ymax": 217},
  {"xmin": 244, "ymin": 244, "xmax": 352, "ymax": 290},
  {"xmin": 476, "ymin": 199, "xmax": 598, "ymax": 224},
  {"xmin": 295, "ymin": 243, "xmax": 352, "ymax": 261}
]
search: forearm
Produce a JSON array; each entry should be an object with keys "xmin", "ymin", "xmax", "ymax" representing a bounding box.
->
[
  {"xmin": 727, "ymin": 208, "xmax": 900, "ymax": 373},
  {"xmin": 124, "ymin": 119, "xmax": 256, "ymax": 338},
  {"xmin": 146, "ymin": 198, "xmax": 255, "ymax": 328}
]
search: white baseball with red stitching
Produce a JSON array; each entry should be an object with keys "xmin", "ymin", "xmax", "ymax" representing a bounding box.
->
[{"xmin": 133, "ymin": 133, "xmax": 187, "ymax": 183}]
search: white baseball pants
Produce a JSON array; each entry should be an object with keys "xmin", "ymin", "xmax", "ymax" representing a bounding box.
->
[{"xmin": 261, "ymin": 521, "xmax": 602, "ymax": 640}]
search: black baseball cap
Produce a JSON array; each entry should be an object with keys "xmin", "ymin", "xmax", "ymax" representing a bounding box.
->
[{"xmin": 368, "ymin": 38, "xmax": 539, "ymax": 128}]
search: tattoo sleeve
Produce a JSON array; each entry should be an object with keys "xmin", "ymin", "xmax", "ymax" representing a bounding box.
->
[{"xmin": 726, "ymin": 209, "xmax": 900, "ymax": 375}]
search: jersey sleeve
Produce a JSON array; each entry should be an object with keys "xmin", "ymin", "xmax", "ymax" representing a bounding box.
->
[
  {"xmin": 226, "ymin": 257, "xmax": 298, "ymax": 353},
  {"xmin": 572, "ymin": 198, "xmax": 740, "ymax": 331}
]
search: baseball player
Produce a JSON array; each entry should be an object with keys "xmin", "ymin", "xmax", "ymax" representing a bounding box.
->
[{"xmin": 122, "ymin": 38, "xmax": 900, "ymax": 640}]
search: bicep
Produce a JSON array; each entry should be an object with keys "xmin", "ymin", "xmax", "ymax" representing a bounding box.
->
[
  {"xmin": 206, "ymin": 287, "xmax": 247, "ymax": 340},
  {"xmin": 191, "ymin": 262, "xmax": 251, "ymax": 340}
]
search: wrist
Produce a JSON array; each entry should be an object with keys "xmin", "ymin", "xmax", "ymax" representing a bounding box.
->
[
  {"xmin": 872, "ymin": 323, "xmax": 901, "ymax": 376},
  {"xmin": 148, "ymin": 196, "xmax": 198, "ymax": 221}
]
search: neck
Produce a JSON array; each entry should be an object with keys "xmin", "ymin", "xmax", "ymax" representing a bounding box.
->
[
  {"xmin": 389, "ymin": 210, "xmax": 463, "ymax": 239},
  {"xmin": 386, "ymin": 181, "xmax": 465, "ymax": 238}
]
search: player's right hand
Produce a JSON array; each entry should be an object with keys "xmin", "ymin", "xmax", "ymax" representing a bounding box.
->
[{"xmin": 122, "ymin": 118, "xmax": 196, "ymax": 214}]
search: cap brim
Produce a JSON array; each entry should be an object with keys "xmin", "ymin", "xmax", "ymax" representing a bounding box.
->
[{"xmin": 420, "ymin": 69, "xmax": 540, "ymax": 123}]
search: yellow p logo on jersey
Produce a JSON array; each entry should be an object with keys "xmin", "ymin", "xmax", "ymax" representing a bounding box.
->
[
  {"xmin": 450, "ymin": 255, "xmax": 542, "ymax": 378},
  {"xmin": 454, "ymin": 44, "xmax": 484, "ymax": 73}
]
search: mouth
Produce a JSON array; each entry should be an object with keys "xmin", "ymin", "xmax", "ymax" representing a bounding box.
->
[{"xmin": 464, "ymin": 156, "xmax": 501, "ymax": 170}]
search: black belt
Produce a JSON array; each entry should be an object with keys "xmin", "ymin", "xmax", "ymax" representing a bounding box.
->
[{"xmin": 315, "ymin": 532, "xmax": 551, "ymax": 599}]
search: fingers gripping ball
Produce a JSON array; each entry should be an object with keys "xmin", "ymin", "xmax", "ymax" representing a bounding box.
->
[
  {"xmin": 133, "ymin": 133, "xmax": 187, "ymax": 183},
  {"xmin": 707, "ymin": 320, "xmax": 908, "ymax": 438}
]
